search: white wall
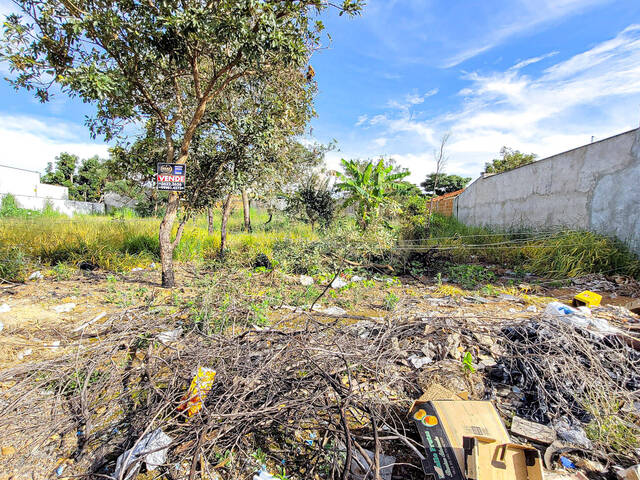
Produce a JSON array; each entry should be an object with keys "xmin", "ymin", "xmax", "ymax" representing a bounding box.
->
[
  {"xmin": 36, "ymin": 182, "xmax": 68, "ymax": 200},
  {"xmin": 0, "ymin": 193, "xmax": 104, "ymax": 216},
  {"xmin": 0, "ymin": 165, "xmax": 39, "ymax": 197},
  {"xmin": 455, "ymin": 128, "xmax": 640, "ymax": 255}
]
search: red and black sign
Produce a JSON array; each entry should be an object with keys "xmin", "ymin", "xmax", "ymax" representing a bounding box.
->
[{"xmin": 157, "ymin": 163, "xmax": 186, "ymax": 191}]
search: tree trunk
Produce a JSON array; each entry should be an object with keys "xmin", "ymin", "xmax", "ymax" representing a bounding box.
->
[
  {"xmin": 220, "ymin": 193, "xmax": 233, "ymax": 254},
  {"xmin": 159, "ymin": 191, "xmax": 179, "ymax": 288},
  {"xmin": 241, "ymin": 188, "xmax": 251, "ymax": 232},
  {"xmin": 207, "ymin": 206, "xmax": 215, "ymax": 235},
  {"xmin": 265, "ymin": 211, "xmax": 273, "ymax": 225}
]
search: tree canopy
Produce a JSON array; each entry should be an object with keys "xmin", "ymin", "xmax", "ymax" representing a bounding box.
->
[
  {"xmin": 485, "ymin": 147, "xmax": 537, "ymax": 174},
  {"xmin": 1, "ymin": 0, "xmax": 363, "ymax": 286},
  {"xmin": 42, "ymin": 152, "xmax": 108, "ymax": 202},
  {"xmin": 336, "ymin": 158, "xmax": 411, "ymax": 229},
  {"xmin": 420, "ymin": 173, "xmax": 471, "ymax": 196}
]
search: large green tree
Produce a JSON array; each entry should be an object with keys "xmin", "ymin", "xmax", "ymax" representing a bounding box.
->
[
  {"xmin": 420, "ymin": 173, "xmax": 471, "ymax": 196},
  {"xmin": 2, "ymin": 0, "xmax": 362, "ymax": 287},
  {"xmin": 485, "ymin": 146, "xmax": 537, "ymax": 174},
  {"xmin": 42, "ymin": 152, "xmax": 107, "ymax": 201},
  {"xmin": 336, "ymin": 158, "xmax": 410, "ymax": 229}
]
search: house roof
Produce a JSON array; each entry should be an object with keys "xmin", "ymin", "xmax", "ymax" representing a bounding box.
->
[{"xmin": 432, "ymin": 188, "xmax": 465, "ymax": 202}]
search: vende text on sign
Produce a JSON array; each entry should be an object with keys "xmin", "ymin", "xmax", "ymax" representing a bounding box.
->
[{"xmin": 157, "ymin": 163, "xmax": 186, "ymax": 191}]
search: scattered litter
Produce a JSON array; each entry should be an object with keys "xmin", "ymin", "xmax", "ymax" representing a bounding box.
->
[
  {"xmin": 130, "ymin": 267, "xmax": 144, "ymax": 272},
  {"xmin": 28, "ymin": 271, "xmax": 43, "ymax": 280},
  {"xmin": 351, "ymin": 275, "xmax": 366, "ymax": 282},
  {"xmin": 510, "ymin": 415, "xmax": 556, "ymax": 444},
  {"xmin": 52, "ymin": 303, "xmax": 76, "ymax": 313},
  {"xmin": 508, "ymin": 307, "xmax": 517, "ymax": 313},
  {"xmin": 1, "ymin": 445, "xmax": 16, "ymax": 456},
  {"xmin": 48, "ymin": 340, "xmax": 61, "ymax": 349},
  {"xmin": 149, "ymin": 262, "xmax": 157, "ymax": 269},
  {"xmin": 114, "ymin": 428, "xmax": 173, "ymax": 480},
  {"xmin": 351, "ymin": 447, "xmax": 395, "ymax": 480},
  {"xmin": 178, "ymin": 367, "xmax": 216, "ymax": 416},
  {"xmin": 560, "ymin": 456, "xmax": 577, "ymax": 470},
  {"xmin": 572, "ymin": 290, "xmax": 602, "ymax": 308},
  {"xmin": 628, "ymin": 299, "xmax": 640, "ymax": 315},
  {"xmin": 0, "ymin": 322, "xmax": 3, "ymax": 332},
  {"xmin": 544, "ymin": 301, "xmax": 617, "ymax": 333},
  {"xmin": 78, "ymin": 261, "xmax": 98, "ymax": 271},
  {"xmin": 156, "ymin": 327, "xmax": 183, "ymax": 343},
  {"xmin": 299, "ymin": 275, "xmax": 314, "ymax": 286},
  {"xmin": 72, "ymin": 311, "xmax": 107, "ymax": 332},
  {"xmin": 408, "ymin": 354, "xmax": 432, "ymax": 369},
  {"xmin": 526, "ymin": 305, "xmax": 538, "ymax": 313},
  {"xmin": 331, "ymin": 277, "xmax": 347, "ymax": 288},
  {"xmin": 320, "ymin": 306, "xmax": 347, "ymax": 316},
  {"xmin": 55, "ymin": 464, "xmax": 66, "ymax": 476},
  {"xmin": 0, "ymin": 303, "xmax": 10, "ymax": 313},
  {"xmin": 619, "ymin": 465, "xmax": 640, "ymax": 480},
  {"xmin": 17, "ymin": 348, "xmax": 32, "ymax": 360},
  {"xmin": 553, "ymin": 417, "xmax": 592, "ymax": 449},
  {"xmin": 253, "ymin": 467, "xmax": 277, "ymax": 480},
  {"xmin": 410, "ymin": 399, "xmax": 543, "ymax": 480}
]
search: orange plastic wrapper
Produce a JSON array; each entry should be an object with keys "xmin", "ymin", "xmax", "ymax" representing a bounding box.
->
[{"xmin": 178, "ymin": 367, "xmax": 216, "ymax": 416}]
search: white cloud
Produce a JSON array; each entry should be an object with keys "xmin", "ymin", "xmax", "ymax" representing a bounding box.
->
[
  {"xmin": 340, "ymin": 24, "xmax": 640, "ymax": 184},
  {"xmin": 0, "ymin": 114, "xmax": 110, "ymax": 172},
  {"xmin": 510, "ymin": 51, "xmax": 559, "ymax": 70},
  {"xmin": 355, "ymin": 114, "xmax": 368, "ymax": 127},
  {"xmin": 373, "ymin": 137, "xmax": 388, "ymax": 147},
  {"xmin": 443, "ymin": 0, "xmax": 614, "ymax": 67}
]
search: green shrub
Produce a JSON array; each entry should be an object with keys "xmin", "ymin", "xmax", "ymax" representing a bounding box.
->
[
  {"xmin": 121, "ymin": 234, "xmax": 160, "ymax": 257},
  {"xmin": 446, "ymin": 264, "xmax": 496, "ymax": 289},
  {"xmin": 0, "ymin": 246, "xmax": 29, "ymax": 282}
]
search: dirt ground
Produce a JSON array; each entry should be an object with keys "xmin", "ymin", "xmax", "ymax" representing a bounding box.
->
[{"xmin": 0, "ymin": 267, "xmax": 638, "ymax": 480}]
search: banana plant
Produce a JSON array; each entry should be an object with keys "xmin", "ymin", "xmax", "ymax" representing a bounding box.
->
[{"xmin": 336, "ymin": 158, "xmax": 410, "ymax": 229}]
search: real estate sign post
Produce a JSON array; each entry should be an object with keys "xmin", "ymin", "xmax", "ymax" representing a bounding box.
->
[{"xmin": 157, "ymin": 163, "xmax": 186, "ymax": 192}]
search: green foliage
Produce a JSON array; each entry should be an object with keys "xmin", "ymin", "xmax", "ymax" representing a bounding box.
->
[
  {"xmin": 383, "ymin": 292, "xmax": 399, "ymax": 310},
  {"xmin": 485, "ymin": 147, "xmax": 537, "ymax": 174},
  {"xmin": 446, "ymin": 264, "xmax": 496, "ymax": 289},
  {"xmin": 337, "ymin": 158, "xmax": 411, "ymax": 229},
  {"xmin": 461, "ymin": 352, "xmax": 476, "ymax": 373},
  {"xmin": 285, "ymin": 174, "xmax": 337, "ymax": 230},
  {"xmin": 42, "ymin": 153, "xmax": 108, "ymax": 201},
  {"xmin": 420, "ymin": 173, "xmax": 471, "ymax": 196},
  {"xmin": 0, "ymin": 246, "xmax": 28, "ymax": 282},
  {"xmin": 121, "ymin": 234, "xmax": 160, "ymax": 258}
]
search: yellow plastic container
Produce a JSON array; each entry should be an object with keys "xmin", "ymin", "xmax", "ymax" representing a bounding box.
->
[{"xmin": 572, "ymin": 290, "xmax": 602, "ymax": 308}]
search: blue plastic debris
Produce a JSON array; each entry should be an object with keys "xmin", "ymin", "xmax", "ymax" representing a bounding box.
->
[{"xmin": 560, "ymin": 456, "xmax": 576, "ymax": 470}]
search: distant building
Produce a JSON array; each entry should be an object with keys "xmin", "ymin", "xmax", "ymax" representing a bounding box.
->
[
  {"xmin": 430, "ymin": 188, "xmax": 465, "ymax": 217},
  {"xmin": 0, "ymin": 164, "xmax": 104, "ymax": 215}
]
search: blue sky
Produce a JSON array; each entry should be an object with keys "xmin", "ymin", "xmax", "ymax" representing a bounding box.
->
[{"xmin": 1, "ymin": 0, "xmax": 640, "ymax": 184}]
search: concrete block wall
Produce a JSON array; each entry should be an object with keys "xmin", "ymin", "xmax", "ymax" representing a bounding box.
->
[
  {"xmin": 0, "ymin": 193, "xmax": 105, "ymax": 216},
  {"xmin": 455, "ymin": 128, "xmax": 640, "ymax": 255}
]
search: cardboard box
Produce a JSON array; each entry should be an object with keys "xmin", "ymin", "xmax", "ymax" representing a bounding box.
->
[{"xmin": 410, "ymin": 400, "xmax": 544, "ymax": 480}]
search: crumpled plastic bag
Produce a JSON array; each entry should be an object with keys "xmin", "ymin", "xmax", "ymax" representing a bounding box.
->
[{"xmin": 114, "ymin": 428, "xmax": 173, "ymax": 480}]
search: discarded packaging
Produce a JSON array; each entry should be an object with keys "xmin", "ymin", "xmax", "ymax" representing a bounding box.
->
[
  {"xmin": 572, "ymin": 290, "xmax": 602, "ymax": 308},
  {"xmin": 0, "ymin": 321, "xmax": 3, "ymax": 332},
  {"xmin": 321, "ymin": 306, "xmax": 347, "ymax": 316},
  {"xmin": 114, "ymin": 428, "xmax": 173, "ymax": 480},
  {"xmin": 299, "ymin": 275, "xmax": 314, "ymax": 286},
  {"xmin": 408, "ymin": 354, "xmax": 432, "ymax": 369},
  {"xmin": 331, "ymin": 277, "xmax": 348, "ymax": 288},
  {"xmin": 560, "ymin": 456, "xmax": 577, "ymax": 470},
  {"xmin": 156, "ymin": 327, "xmax": 183, "ymax": 343},
  {"xmin": 351, "ymin": 447, "xmax": 395, "ymax": 480},
  {"xmin": 28, "ymin": 271, "xmax": 43, "ymax": 280},
  {"xmin": 410, "ymin": 400, "xmax": 543, "ymax": 480},
  {"xmin": 621, "ymin": 465, "xmax": 640, "ymax": 480},
  {"xmin": 627, "ymin": 299, "xmax": 640, "ymax": 315},
  {"xmin": 553, "ymin": 417, "xmax": 592, "ymax": 449},
  {"xmin": 178, "ymin": 367, "xmax": 216, "ymax": 416},
  {"xmin": 17, "ymin": 348, "xmax": 32, "ymax": 360},
  {"xmin": 510, "ymin": 416, "xmax": 556, "ymax": 444},
  {"xmin": 0, "ymin": 303, "xmax": 10, "ymax": 313},
  {"xmin": 544, "ymin": 301, "xmax": 617, "ymax": 334},
  {"xmin": 52, "ymin": 303, "xmax": 76, "ymax": 313},
  {"xmin": 253, "ymin": 467, "xmax": 277, "ymax": 480}
]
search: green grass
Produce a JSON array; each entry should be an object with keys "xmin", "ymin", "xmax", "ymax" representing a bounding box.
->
[
  {"xmin": 407, "ymin": 213, "xmax": 640, "ymax": 279},
  {"xmin": 0, "ymin": 207, "xmax": 316, "ymax": 279}
]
